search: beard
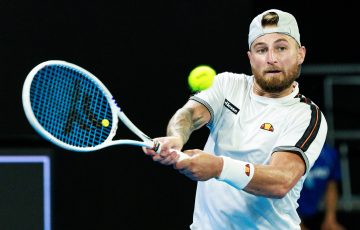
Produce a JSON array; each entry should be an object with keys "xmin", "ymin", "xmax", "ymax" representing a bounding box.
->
[{"xmin": 252, "ymin": 65, "xmax": 301, "ymax": 93}]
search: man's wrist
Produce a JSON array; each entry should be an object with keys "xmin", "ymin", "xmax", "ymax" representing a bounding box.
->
[
  {"xmin": 215, "ymin": 156, "xmax": 224, "ymax": 178},
  {"xmin": 216, "ymin": 156, "xmax": 254, "ymax": 190}
]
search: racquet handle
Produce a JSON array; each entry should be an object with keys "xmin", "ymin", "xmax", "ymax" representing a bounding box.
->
[
  {"xmin": 172, "ymin": 149, "xmax": 190, "ymax": 162},
  {"xmin": 154, "ymin": 142, "xmax": 190, "ymax": 162}
]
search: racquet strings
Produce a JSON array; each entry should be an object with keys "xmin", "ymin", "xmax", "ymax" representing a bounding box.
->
[{"xmin": 30, "ymin": 64, "xmax": 113, "ymax": 147}]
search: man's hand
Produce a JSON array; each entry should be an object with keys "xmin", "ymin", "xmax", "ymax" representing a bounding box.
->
[
  {"xmin": 321, "ymin": 218, "xmax": 346, "ymax": 230},
  {"xmin": 174, "ymin": 149, "xmax": 223, "ymax": 181},
  {"xmin": 142, "ymin": 136, "xmax": 184, "ymax": 165}
]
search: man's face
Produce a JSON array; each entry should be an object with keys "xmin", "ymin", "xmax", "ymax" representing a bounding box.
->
[{"xmin": 247, "ymin": 33, "xmax": 305, "ymax": 93}]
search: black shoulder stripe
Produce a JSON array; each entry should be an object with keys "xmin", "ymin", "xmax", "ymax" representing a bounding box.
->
[
  {"xmin": 295, "ymin": 103, "xmax": 321, "ymax": 152},
  {"xmin": 295, "ymin": 93, "xmax": 312, "ymax": 104}
]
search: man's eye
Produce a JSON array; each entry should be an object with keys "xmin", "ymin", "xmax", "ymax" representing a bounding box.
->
[{"xmin": 256, "ymin": 48, "xmax": 266, "ymax": 54}]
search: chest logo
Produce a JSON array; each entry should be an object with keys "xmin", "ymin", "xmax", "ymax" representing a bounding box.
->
[
  {"xmin": 260, "ymin": 123, "xmax": 274, "ymax": 132},
  {"xmin": 224, "ymin": 99, "xmax": 239, "ymax": 114}
]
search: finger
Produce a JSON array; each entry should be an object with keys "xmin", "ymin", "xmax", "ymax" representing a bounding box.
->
[
  {"xmin": 183, "ymin": 149, "xmax": 200, "ymax": 156},
  {"xmin": 179, "ymin": 168, "xmax": 190, "ymax": 176},
  {"xmin": 142, "ymin": 146, "xmax": 156, "ymax": 156},
  {"xmin": 178, "ymin": 169, "xmax": 197, "ymax": 181},
  {"xmin": 159, "ymin": 151, "xmax": 170, "ymax": 158},
  {"xmin": 159, "ymin": 158, "xmax": 175, "ymax": 165},
  {"xmin": 152, "ymin": 154, "xmax": 164, "ymax": 162},
  {"xmin": 159, "ymin": 152, "xmax": 179, "ymax": 165},
  {"xmin": 174, "ymin": 157, "xmax": 191, "ymax": 170},
  {"xmin": 153, "ymin": 153, "xmax": 175, "ymax": 164}
]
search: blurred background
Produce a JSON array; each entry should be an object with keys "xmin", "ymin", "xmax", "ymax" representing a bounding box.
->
[{"xmin": 0, "ymin": 0, "xmax": 359, "ymax": 229}]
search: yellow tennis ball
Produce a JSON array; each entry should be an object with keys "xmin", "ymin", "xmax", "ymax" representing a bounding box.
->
[
  {"xmin": 188, "ymin": 65, "xmax": 216, "ymax": 92},
  {"xmin": 101, "ymin": 119, "xmax": 110, "ymax": 127}
]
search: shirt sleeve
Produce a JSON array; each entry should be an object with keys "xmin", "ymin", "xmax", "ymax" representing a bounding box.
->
[
  {"xmin": 273, "ymin": 105, "xmax": 328, "ymax": 173},
  {"xmin": 189, "ymin": 72, "xmax": 248, "ymax": 129}
]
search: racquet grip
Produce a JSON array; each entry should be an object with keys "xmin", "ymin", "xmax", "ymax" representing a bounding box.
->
[
  {"xmin": 154, "ymin": 142, "xmax": 190, "ymax": 162},
  {"xmin": 172, "ymin": 149, "xmax": 190, "ymax": 162}
]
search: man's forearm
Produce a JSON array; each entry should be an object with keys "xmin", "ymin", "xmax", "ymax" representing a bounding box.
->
[
  {"xmin": 324, "ymin": 181, "xmax": 338, "ymax": 220},
  {"xmin": 219, "ymin": 152, "xmax": 305, "ymax": 198},
  {"xmin": 167, "ymin": 107, "xmax": 197, "ymax": 144}
]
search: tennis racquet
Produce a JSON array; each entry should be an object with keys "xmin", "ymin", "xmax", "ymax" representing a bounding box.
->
[{"xmin": 22, "ymin": 60, "xmax": 189, "ymax": 161}]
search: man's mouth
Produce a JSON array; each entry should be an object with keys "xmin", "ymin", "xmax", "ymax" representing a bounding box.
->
[
  {"xmin": 264, "ymin": 70, "xmax": 281, "ymax": 74},
  {"xmin": 265, "ymin": 69, "xmax": 281, "ymax": 74}
]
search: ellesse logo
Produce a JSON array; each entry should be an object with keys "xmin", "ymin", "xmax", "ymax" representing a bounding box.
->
[
  {"xmin": 260, "ymin": 123, "xmax": 274, "ymax": 132},
  {"xmin": 245, "ymin": 164, "xmax": 251, "ymax": 176},
  {"xmin": 224, "ymin": 99, "xmax": 239, "ymax": 114}
]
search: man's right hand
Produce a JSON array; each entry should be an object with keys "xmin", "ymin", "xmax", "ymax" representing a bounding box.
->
[{"xmin": 142, "ymin": 136, "xmax": 185, "ymax": 165}]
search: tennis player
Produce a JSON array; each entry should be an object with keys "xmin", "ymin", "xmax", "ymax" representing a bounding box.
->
[{"xmin": 144, "ymin": 9, "xmax": 327, "ymax": 229}]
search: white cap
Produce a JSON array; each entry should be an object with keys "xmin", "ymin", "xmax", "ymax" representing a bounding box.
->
[{"xmin": 248, "ymin": 9, "xmax": 301, "ymax": 48}]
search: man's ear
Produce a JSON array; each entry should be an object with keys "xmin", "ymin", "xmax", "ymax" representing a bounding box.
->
[{"xmin": 298, "ymin": 46, "xmax": 306, "ymax": 65}]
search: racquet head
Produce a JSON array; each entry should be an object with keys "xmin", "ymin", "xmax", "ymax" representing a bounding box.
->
[{"xmin": 22, "ymin": 60, "xmax": 119, "ymax": 151}]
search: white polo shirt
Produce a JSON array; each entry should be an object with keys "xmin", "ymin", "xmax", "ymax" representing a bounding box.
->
[{"xmin": 189, "ymin": 72, "xmax": 328, "ymax": 230}]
